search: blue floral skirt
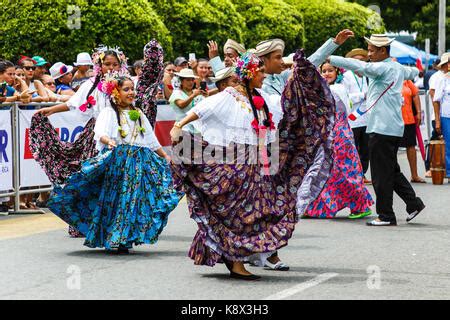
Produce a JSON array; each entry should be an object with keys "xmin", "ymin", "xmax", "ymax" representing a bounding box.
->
[{"xmin": 48, "ymin": 144, "xmax": 183, "ymax": 249}]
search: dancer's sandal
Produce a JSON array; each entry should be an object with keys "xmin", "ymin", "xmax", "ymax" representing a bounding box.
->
[
  {"xmin": 348, "ymin": 209, "xmax": 373, "ymax": 219},
  {"xmin": 264, "ymin": 260, "xmax": 290, "ymax": 271}
]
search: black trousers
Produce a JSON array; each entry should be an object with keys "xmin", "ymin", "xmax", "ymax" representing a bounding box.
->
[
  {"xmin": 352, "ymin": 126, "xmax": 370, "ymax": 174},
  {"xmin": 368, "ymin": 133, "xmax": 424, "ymax": 222}
]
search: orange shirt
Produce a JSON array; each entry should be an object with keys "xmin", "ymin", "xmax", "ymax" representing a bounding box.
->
[{"xmin": 401, "ymin": 80, "xmax": 419, "ymax": 125}]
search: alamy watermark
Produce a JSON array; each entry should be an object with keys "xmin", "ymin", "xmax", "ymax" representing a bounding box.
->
[
  {"xmin": 67, "ymin": 265, "xmax": 81, "ymax": 290},
  {"xmin": 367, "ymin": 265, "xmax": 382, "ymax": 290},
  {"xmin": 67, "ymin": 5, "xmax": 81, "ymax": 30}
]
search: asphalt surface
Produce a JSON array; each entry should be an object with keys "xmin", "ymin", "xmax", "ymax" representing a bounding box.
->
[{"xmin": 1, "ymin": 152, "xmax": 449, "ymax": 300}]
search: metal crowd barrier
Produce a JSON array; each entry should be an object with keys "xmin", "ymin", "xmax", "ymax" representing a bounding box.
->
[{"xmin": 1, "ymin": 102, "xmax": 59, "ymax": 215}]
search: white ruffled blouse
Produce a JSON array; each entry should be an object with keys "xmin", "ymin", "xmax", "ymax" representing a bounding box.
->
[
  {"xmin": 94, "ymin": 107, "xmax": 161, "ymax": 152},
  {"xmin": 67, "ymin": 78, "xmax": 112, "ymax": 119},
  {"xmin": 190, "ymin": 87, "xmax": 283, "ymax": 147}
]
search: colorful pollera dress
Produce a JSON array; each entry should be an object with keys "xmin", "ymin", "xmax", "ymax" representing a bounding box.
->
[
  {"xmin": 48, "ymin": 107, "xmax": 182, "ymax": 249},
  {"xmin": 171, "ymin": 51, "xmax": 336, "ymax": 267},
  {"xmin": 303, "ymin": 83, "xmax": 373, "ymax": 218}
]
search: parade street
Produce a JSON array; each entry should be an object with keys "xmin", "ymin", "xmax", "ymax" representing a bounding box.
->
[{"xmin": 1, "ymin": 152, "xmax": 450, "ymax": 300}]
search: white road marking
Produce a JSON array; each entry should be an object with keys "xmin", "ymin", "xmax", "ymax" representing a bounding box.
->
[{"xmin": 263, "ymin": 273, "xmax": 339, "ymax": 300}]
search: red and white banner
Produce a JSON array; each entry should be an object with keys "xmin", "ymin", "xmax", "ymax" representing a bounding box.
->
[
  {"xmin": 16, "ymin": 104, "xmax": 176, "ymax": 187},
  {"xmin": 0, "ymin": 109, "xmax": 13, "ymax": 192},
  {"xmin": 19, "ymin": 109, "xmax": 91, "ymax": 187},
  {"xmin": 154, "ymin": 104, "xmax": 176, "ymax": 147}
]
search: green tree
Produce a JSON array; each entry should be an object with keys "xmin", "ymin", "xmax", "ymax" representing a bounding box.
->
[
  {"xmin": 285, "ymin": 0, "xmax": 385, "ymax": 56},
  {"xmin": 0, "ymin": 0, "xmax": 172, "ymax": 64},
  {"xmin": 350, "ymin": 0, "xmax": 450, "ymax": 52},
  {"xmin": 150, "ymin": 0, "xmax": 245, "ymax": 58},
  {"xmin": 232, "ymin": 0, "xmax": 305, "ymax": 54}
]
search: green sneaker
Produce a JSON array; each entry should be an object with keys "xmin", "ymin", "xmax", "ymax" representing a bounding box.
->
[{"xmin": 348, "ymin": 209, "xmax": 373, "ymax": 219}]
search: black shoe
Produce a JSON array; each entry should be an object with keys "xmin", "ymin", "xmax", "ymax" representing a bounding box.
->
[
  {"xmin": 406, "ymin": 201, "xmax": 426, "ymax": 223},
  {"xmin": 222, "ymin": 256, "xmax": 233, "ymax": 272},
  {"xmin": 117, "ymin": 246, "xmax": 130, "ymax": 254},
  {"xmin": 230, "ymin": 271, "xmax": 261, "ymax": 281},
  {"xmin": 366, "ymin": 219, "xmax": 397, "ymax": 226}
]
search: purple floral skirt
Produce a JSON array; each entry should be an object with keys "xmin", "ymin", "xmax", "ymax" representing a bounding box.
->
[
  {"xmin": 171, "ymin": 50, "xmax": 336, "ymax": 267},
  {"xmin": 30, "ymin": 113, "xmax": 98, "ymax": 237},
  {"xmin": 30, "ymin": 113, "xmax": 98, "ymax": 186}
]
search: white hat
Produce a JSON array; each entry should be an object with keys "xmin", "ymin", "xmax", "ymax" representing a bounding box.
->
[
  {"xmin": 438, "ymin": 52, "xmax": 450, "ymax": 67},
  {"xmin": 74, "ymin": 52, "xmax": 93, "ymax": 66},
  {"xmin": 224, "ymin": 39, "xmax": 246, "ymax": 54},
  {"xmin": 50, "ymin": 62, "xmax": 74, "ymax": 80},
  {"xmin": 174, "ymin": 68, "xmax": 199, "ymax": 79},
  {"xmin": 282, "ymin": 53, "xmax": 295, "ymax": 65},
  {"xmin": 211, "ymin": 67, "xmax": 235, "ymax": 82},
  {"xmin": 364, "ymin": 34, "xmax": 395, "ymax": 47},
  {"xmin": 255, "ymin": 39, "xmax": 285, "ymax": 57}
]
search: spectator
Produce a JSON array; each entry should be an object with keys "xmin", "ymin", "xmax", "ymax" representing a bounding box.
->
[
  {"xmin": 194, "ymin": 58, "xmax": 217, "ymax": 91},
  {"xmin": 401, "ymin": 79, "xmax": 425, "ymax": 183},
  {"xmin": 32, "ymin": 56, "xmax": 50, "ymax": 79},
  {"xmin": 49, "ymin": 62, "xmax": 75, "ymax": 96},
  {"xmin": 425, "ymin": 55, "xmax": 448, "ymax": 177},
  {"xmin": 171, "ymin": 57, "xmax": 189, "ymax": 91},
  {"xmin": 18, "ymin": 56, "xmax": 49, "ymax": 102},
  {"xmin": 174, "ymin": 56, "xmax": 189, "ymax": 72},
  {"xmin": 169, "ymin": 68, "xmax": 207, "ymax": 134},
  {"xmin": 41, "ymin": 74, "xmax": 71, "ymax": 102},
  {"xmin": 433, "ymin": 54, "xmax": 450, "ymax": 182},
  {"xmin": 162, "ymin": 62, "xmax": 176, "ymax": 100},
  {"xmin": 0, "ymin": 59, "xmax": 31, "ymax": 104},
  {"xmin": 424, "ymin": 59, "xmax": 440, "ymax": 91},
  {"xmin": 72, "ymin": 52, "xmax": 93, "ymax": 92},
  {"xmin": 132, "ymin": 59, "xmax": 144, "ymax": 88}
]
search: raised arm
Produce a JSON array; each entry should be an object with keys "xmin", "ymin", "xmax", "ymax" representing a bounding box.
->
[
  {"xmin": 402, "ymin": 66, "xmax": 419, "ymax": 81},
  {"xmin": 330, "ymin": 56, "xmax": 388, "ymax": 79},
  {"xmin": 308, "ymin": 29, "xmax": 354, "ymax": 67}
]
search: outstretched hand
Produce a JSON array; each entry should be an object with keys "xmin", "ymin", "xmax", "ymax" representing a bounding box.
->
[
  {"xmin": 334, "ymin": 29, "xmax": 354, "ymax": 46},
  {"xmin": 207, "ymin": 40, "xmax": 219, "ymax": 60}
]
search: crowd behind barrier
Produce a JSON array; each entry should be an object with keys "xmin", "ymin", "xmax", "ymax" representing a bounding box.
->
[{"xmin": 0, "ymin": 100, "xmax": 176, "ymax": 214}]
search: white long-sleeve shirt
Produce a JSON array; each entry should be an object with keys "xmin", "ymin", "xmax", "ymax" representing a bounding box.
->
[
  {"xmin": 342, "ymin": 70, "xmax": 369, "ymax": 128},
  {"xmin": 94, "ymin": 107, "xmax": 161, "ymax": 152}
]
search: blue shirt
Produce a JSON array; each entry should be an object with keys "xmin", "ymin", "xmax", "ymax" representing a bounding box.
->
[
  {"xmin": 56, "ymin": 83, "xmax": 72, "ymax": 94},
  {"xmin": 330, "ymin": 56, "xmax": 419, "ymax": 137},
  {"xmin": 1, "ymin": 85, "xmax": 15, "ymax": 97},
  {"xmin": 262, "ymin": 38, "xmax": 340, "ymax": 96}
]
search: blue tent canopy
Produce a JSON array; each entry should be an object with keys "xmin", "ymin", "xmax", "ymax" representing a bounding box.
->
[{"xmin": 391, "ymin": 40, "xmax": 438, "ymax": 65}]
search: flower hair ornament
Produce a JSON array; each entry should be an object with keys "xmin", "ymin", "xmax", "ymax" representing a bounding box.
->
[
  {"xmin": 91, "ymin": 45, "xmax": 129, "ymax": 76},
  {"xmin": 235, "ymin": 52, "xmax": 262, "ymax": 82},
  {"xmin": 235, "ymin": 52, "xmax": 276, "ymax": 135},
  {"xmin": 79, "ymin": 70, "xmax": 128, "ymax": 112}
]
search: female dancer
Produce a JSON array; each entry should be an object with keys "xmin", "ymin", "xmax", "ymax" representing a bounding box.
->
[
  {"xmin": 31, "ymin": 40, "xmax": 164, "ymax": 236},
  {"xmin": 47, "ymin": 76, "xmax": 181, "ymax": 253},
  {"xmin": 169, "ymin": 51, "xmax": 335, "ymax": 280},
  {"xmin": 302, "ymin": 62, "xmax": 373, "ymax": 219}
]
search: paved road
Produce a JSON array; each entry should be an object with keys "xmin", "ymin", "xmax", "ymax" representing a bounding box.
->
[{"xmin": 1, "ymin": 152, "xmax": 449, "ymax": 300}]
